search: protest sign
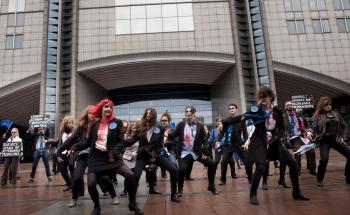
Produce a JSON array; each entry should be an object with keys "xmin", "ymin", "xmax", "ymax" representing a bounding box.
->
[
  {"xmin": 1, "ymin": 141, "xmax": 21, "ymax": 157},
  {"xmin": 30, "ymin": 115, "xmax": 51, "ymax": 128},
  {"xmin": 291, "ymin": 95, "xmax": 314, "ymax": 110}
]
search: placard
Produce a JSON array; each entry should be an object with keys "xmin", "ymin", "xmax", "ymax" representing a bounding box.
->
[
  {"xmin": 291, "ymin": 95, "xmax": 314, "ymax": 110},
  {"xmin": 30, "ymin": 115, "xmax": 51, "ymax": 128},
  {"xmin": 1, "ymin": 141, "xmax": 21, "ymax": 157}
]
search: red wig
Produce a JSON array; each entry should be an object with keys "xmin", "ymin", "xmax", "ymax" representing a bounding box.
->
[{"xmin": 91, "ymin": 99, "xmax": 115, "ymax": 123}]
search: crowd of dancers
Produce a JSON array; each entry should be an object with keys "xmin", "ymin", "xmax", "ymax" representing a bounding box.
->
[{"xmin": 1, "ymin": 87, "xmax": 350, "ymax": 215}]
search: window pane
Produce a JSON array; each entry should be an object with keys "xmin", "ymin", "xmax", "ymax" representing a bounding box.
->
[
  {"xmin": 16, "ymin": 13, "xmax": 25, "ymax": 26},
  {"xmin": 318, "ymin": 0, "xmax": 326, "ymax": 10},
  {"xmin": 116, "ymin": 19, "xmax": 131, "ymax": 34},
  {"xmin": 292, "ymin": 0, "xmax": 302, "ymax": 11},
  {"xmin": 131, "ymin": 19, "xmax": 146, "ymax": 33},
  {"xmin": 7, "ymin": 14, "xmax": 16, "ymax": 26},
  {"xmin": 146, "ymin": 5, "xmax": 161, "ymax": 18},
  {"xmin": 336, "ymin": 18, "xmax": 347, "ymax": 32},
  {"xmin": 131, "ymin": 6, "xmax": 146, "ymax": 19},
  {"xmin": 5, "ymin": 35, "xmax": 14, "ymax": 49},
  {"xmin": 17, "ymin": 0, "xmax": 25, "ymax": 12},
  {"xmin": 116, "ymin": 7, "xmax": 130, "ymax": 19},
  {"xmin": 162, "ymin": 4, "xmax": 177, "ymax": 17},
  {"xmin": 116, "ymin": 0, "xmax": 130, "ymax": 6},
  {"xmin": 177, "ymin": 3, "xmax": 193, "ymax": 16},
  {"xmin": 287, "ymin": 20, "xmax": 297, "ymax": 34},
  {"xmin": 321, "ymin": 19, "xmax": 331, "ymax": 32},
  {"xmin": 163, "ymin": 17, "xmax": 178, "ymax": 32},
  {"xmin": 296, "ymin": 20, "xmax": 305, "ymax": 33},
  {"xmin": 15, "ymin": 35, "xmax": 23, "ymax": 48},
  {"xmin": 178, "ymin": 16, "xmax": 193, "ymax": 31},
  {"xmin": 333, "ymin": 0, "xmax": 342, "ymax": 9},
  {"xmin": 147, "ymin": 18, "xmax": 162, "ymax": 33},
  {"xmin": 312, "ymin": 19, "xmax": 322, "ymax": 33},
  {"xmin": 344, "ymin": 0, "xmax": 350, "ymax": 9}
]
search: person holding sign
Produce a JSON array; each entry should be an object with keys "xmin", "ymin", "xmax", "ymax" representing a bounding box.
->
[{"xmin": 1, "ymin": 128, "xmax": 23, "ymax": 188}]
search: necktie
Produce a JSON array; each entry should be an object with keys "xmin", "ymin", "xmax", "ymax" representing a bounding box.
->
[{"xmin": 39, "ymin": 136, "xmax": 44, "ymax": 154}]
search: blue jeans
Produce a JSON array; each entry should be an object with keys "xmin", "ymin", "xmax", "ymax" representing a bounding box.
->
[{"xmin": 30, "ymin": 150, "xmax": 51, "ymax": 178}]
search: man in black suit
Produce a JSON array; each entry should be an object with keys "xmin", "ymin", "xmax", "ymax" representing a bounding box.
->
[{"xmin": 169, "ymin": 105, "xmax": 219, "ymax": 197}]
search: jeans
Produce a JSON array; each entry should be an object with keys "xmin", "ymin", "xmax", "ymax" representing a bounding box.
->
[{"xmin": 30, "ymin": 150, "xmax": 51, "ymax": 178}]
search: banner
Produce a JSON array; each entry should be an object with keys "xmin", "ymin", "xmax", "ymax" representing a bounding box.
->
[
  {"xmin": 1, "ymin": 141, "xmax": 21, "ymax": 157},
  {"xmin": 30, "ymin": 115, "xmax": 51, "ymax": 128}
]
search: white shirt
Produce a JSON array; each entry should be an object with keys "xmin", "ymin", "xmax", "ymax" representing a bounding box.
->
[{"xmin": 181, "ymin": 122, "xmax": 198, "ymax": 160}]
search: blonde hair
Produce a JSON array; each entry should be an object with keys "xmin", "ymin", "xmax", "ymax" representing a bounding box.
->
[
  {"xmin": 11, "ymin": 128, "xmax": 19, "ymax": 137},
  {"xmin": 59, "ymin": 115, "xmax": 75, "ymax": 132},
  {"xmin": 76, "ymin": 105, "xmax": 95, "ymax": 127}
]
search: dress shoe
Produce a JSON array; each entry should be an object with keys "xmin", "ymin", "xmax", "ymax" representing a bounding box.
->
[
  {"xmin": 250, "ymin": 194, "xmax": 259, "ymax": 205},
  {"xmin": 232, "ymin": 174, "xmax": 238, "ymax": 179},
  {"xmin": 293, "ymin": 193, "xmax": 310, "ymax": 201},
  {"xmin": 120, "ymin": 190, "xmax": 127, "ymax": 197},
  {"xmin": 262, "ymin": 182, "xmax": 268, "ymax": 190},
  {"xmin": 149, "ymin": 189, "xmax": 162, "ymax": 194},
  {"xmin": 171, "ymin": 194, "xmax": 181, "ymax": 202},
  {"xmin": 112, "ymin": 197, "xmax": 120, "ymax": 205},
  {"xmin": 185, "ymin": 177, "xmax": 194, "ymax": 180},
  {"xmin": 219, "ymin": 181, "xmax": 226, "ymax": 186},
  {"xmin": 317, "ymin": 180, "xmax": 324, "ymax": 187},
  {"xmin": 68, "ymin": 199, "xmax": 77, "ymax": 208},
  {"xmin": 129, "ymin": 202, "xmax": 144, "ymax": 215},
  {"xmin": 278, "ymin": 180, "xmax": 290, "ymax": 188},
  {"xmin": 27, "ymin": 178, "xmax": 34, "ymax": 183},
  {"xmin": 91, "ymin": 205, "xmax": 101, "ymax": 215},
  {"xmin": 177, "ymin": 190, "xmax": 183, "ymax": 197},
  {"xmin": 208, "ymin": 186, "xmax": 219, "ymax": 195}
]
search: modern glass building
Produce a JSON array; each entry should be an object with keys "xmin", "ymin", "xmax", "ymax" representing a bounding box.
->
[{"xmin": 0, "ymin": 0, "xmax": 349, "ymax": 133}]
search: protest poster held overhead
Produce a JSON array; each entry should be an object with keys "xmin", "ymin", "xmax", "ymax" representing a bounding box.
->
[
  {"xmin": 29, "ymin": 115, "xmax": 52, "ymax": 129},
  {"xmin": 291, "ymin": 95, "xmax": 314, "ymax": 111}
]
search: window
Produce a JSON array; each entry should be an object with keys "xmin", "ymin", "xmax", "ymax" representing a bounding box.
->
[
  {"xmin": 312, "ymin": 18, "xmax": 331, "ymax": 33},
  {"xmin": 8, "ymin": 0, "xmax": 25, "ymax": 12},
  {"xmin": 310, "ymin": 0, "xmax": 326, "ymax": 10},
  {"xmin": 285, "ymin": 0, "xmax": 302, "ymax": 11},
  {"xmin": 336, "ymin": 17, "xmax": 350, "ymax": 32},
  {"xmin": 115, "ymin": 0, "xmax": 194, "ymax": 35},
  {"xmin": 333, "ymin": 0, "xmax": 350, "ymax": 9},
  {"xmin": 7, "ymin": 13, "xmax": 24, "ymax": 26},
  {"xmin": 5, "ymin": 34, "xmax": 23, "ymax": 49},
  {"xmin": 287, "ymin": 20, "xmax": 306, "ymax": 34}
]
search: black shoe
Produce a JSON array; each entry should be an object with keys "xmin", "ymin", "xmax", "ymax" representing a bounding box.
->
[
  {"xmin": 310, "ymin": 171, "xmax": 317, "ymax": 176},
  {"xmin": 149, "ymin": 189, "xmax": 162, "ymax": 195},
  {"xmin": 219, "ymin": 181, "xmax": 226, "ymax": 186},
  {"xmin": 177, "ymin": 190, "xmax": 183, "ymax": 197},
  {"xmin": 91, "ymin": 205, "xmax": 101, "ymax": 215},
  {"xmin": 262, "ymin": 182, "xmax": 268, "ymax": 190},
  {"xmin": 250, "ymin": 194, "xmax": 259, "ymax": 205},
  {"xmin": 232, "ymin": 174, "xmax": 238, "ymax": 178},
  {"xmin": 129, "ymin": 202, "xmax": 144, "ymax": 215},
  {"xmin": 317, "ymin": 180, "xmax": 324, "ymax": 187},
  {"xmin": 278, "ymin": 180, "xmax": 290, "ymax": 188},
  {"xmin": 208, "ymin": 186, "xmax": 219, "ymax": 195},
  {"xmin": 171, "ymin": 194, "xmax": 181, "ymax": 202},
  {"xmin": 293, "ymin": 193, "xmax": 310, "ymax": 201},
  {"xmin": 120, "ymin": 190, "xmax": 127, "ymax": 197},
  {"xmin": 185, "ymin": 177, "xmax": 194, "ymax": 180}
]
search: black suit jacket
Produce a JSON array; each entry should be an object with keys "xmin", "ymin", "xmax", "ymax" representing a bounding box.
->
[
  {"xmin": 74, "ymin": 119, "xmax": 124, "ymax": 160},
  {"xmin": 168, "ymin": 120, "xmax": 206, "ymax": 158},
  {"xmin": 29, "ymin": 129, "xmax": 50, "ymax": 151},
  {"xmin": 57, "ymin": 125, "xmax": 87, "ymax": 155},
  {"xmin": 219, "ymin": 116, "xmax": 248, "ymax": 150}
]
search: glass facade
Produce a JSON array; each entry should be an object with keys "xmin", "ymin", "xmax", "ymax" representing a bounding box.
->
[
  {"xmin": 115, "ymin": 99, "xmax": 213, "ymax": 126},
  {"xmin": 312, "ymin": 18, "xmax": 331, "ymax": 33},
  {"xmin": 115, "ymin": 0, "xmax": 194, "ymax": 35},
  {"xmin": 287, "ymin": 19, "xmax": 306, "ymax": 34}
]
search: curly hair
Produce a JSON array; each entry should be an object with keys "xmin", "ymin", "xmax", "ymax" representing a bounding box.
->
[
  {"xmin": 257, "ymin": 86, "xmax": 276, "ymax": 102},
  {"xmin": 91, "ymin": 99, "xmax": 115, "ymax": 123}
]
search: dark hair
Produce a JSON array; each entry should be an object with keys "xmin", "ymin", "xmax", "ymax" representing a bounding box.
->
[
  {"xmin": 257, "ymin": 86, "xmax": 275, "ymax": 102},
  {"xmin": 161, "ymin": 112, "xmax": 171, "ymax": 122},
  {"xmin": 228, "ymin": 103, "xmax": 238, "ymax": 109},
  {"xmin": 215, "ymin": 116, "xmax": 222, "ymax": 122},
  {"xmin": 141, "ymin": 107, "xmax": 157, "ymax": 129},
  {"xmin": 185, "ymin": 105, "xmax": 196, "ymax": 113}
]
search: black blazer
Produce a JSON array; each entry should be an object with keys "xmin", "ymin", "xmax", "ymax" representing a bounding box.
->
[
  {"xmin": 126, "ymin": 124, "xmax": 165, "ymax": 159},
  {"xmin": 219, "ymin": 116, "xmax": 248, "ymax": 149},
  {"xmin": 168, "ymin": 120, "xmax": 206, "ymax": 158},
  {"xmin": 74, "ymin": 119, "xmax": 124, "ymax": 160},
  {"xmin": 29, "ymin": 129, "xmax": 50, "ymax": 151},
  {"xmin": 57, "ymin": 125, "xmax": 87, "ymax": 156}
]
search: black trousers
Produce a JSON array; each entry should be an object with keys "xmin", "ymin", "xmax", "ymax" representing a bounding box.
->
[
  {"xmin": 317, "ymin": 135, "xmax": 350, "ymax": 182},
  {"xmin": 220, "ymin": 148, "xmax": 248, "ymax": 182},
  {"xmin": 134, "ymin": 156, "xmax": 178, "ymax": 195},
  {"xmin": 263, "ymin": 160, "xmax": 286, "ymax": 183},
  {"xmin": 291, "ymin": 137, "xmax": 316, "ymax": 175},
  {"xmin": 1, "ymin": 157, "xmax": 18, "ymax": 186},
  {"xmin": 58, "ymin": 155, "xmax": 75, "ymax": 186},
  {"xmin": 215, "ymin": 149, "xmax": 235, "ymax": 179},
  {"xmin": 52, "ymin": 154, "xmax": 58, "ymax": 173},
  {"xmin": 178, "ymin": 154, "xmax": 216, "ymax": 190},
  {"xmin": 71, "ymin": 155, "xmax": 88, "ymax": 199},
  {"xmin": 250, "ymin": 146, "xmax": 301, "ymax": 196},
  {"xmin": 88, "ymin": 164, "xmax": 136, "ymax": 207}
]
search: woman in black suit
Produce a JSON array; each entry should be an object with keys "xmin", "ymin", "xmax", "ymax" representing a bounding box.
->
[
  {"xmin": 72, "ymin": 99, "xmax": 142, "ymax": 215},
  {"xmin": 127, "ymin": 107, "xmax": 181, "ymax": 203}
]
